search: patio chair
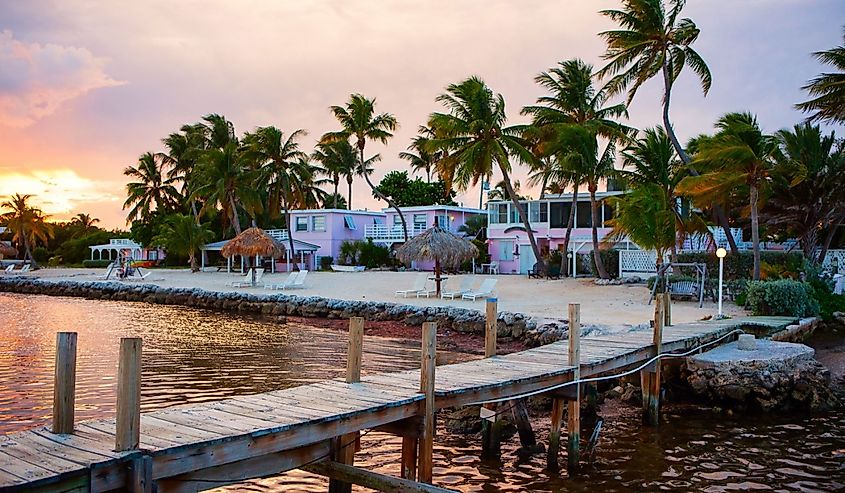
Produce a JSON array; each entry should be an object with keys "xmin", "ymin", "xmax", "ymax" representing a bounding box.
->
[
  {"xmin": 281, "ymin": 270, "xmax": 309, "ymax": 290},
  {"xmin": 527, "ymin": 262, "xmax": 542, "ymax": 279},
  {"xmin": 461, "ymin": 278, "xmax": 498, "ymax": 301},
  {"xmin": 266, "ymin": 271, "xmax": 297, "ymax": 290},
  {"xmin": 395, "ymin": 273, "xmax": 427, "ymax": 298},
  {"xmin": 231, "ymin": 268, "xmax": 264, "ymax": 287},
  {"xmin": 19, "ymin": 264, "xmax": 30, "ymax": 273},
  {"xmin": 488, "ymin": 261, "xmax": 499, "ymax": 275},
  {"xmin": 417, "ymin": 278, "xmax": 445, "ymax": 298},
  {"xmin": 441, "ymin": 276, "xmax": 474, "ymax": 299},
  {"xmin": 3, "ymin": 265, "xmax": 15, "ymax": 274}
]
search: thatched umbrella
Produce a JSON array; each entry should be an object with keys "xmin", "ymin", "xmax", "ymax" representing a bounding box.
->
[
  {"xmin": 395, "ymin": 221, "xmax": 478, "ymax": 296},
  {"xmin": 221, "ymin": 227, "xmax": 281, "ymax": 285},
  {"xmin": 0, "ymin": 242, "xmax": 17, "ymax": 260}
]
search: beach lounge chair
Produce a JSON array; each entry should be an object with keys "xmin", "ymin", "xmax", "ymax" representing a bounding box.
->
[
  {"xmin": 461, "ymin": 278, "xmax": 498, "ymax": 301},
  {"xmin": 441, "ymin": 276, "xmax": 475, "ymax": 299},
  {"xmin": 266, "ymin": 271, "xmax": 297, "ymax": 290},
  {"xmin": 3, "ymin": 265, "xmax": 14, "ymax": 274},
  {"xmin": 417, "ymin": 278, "xmax": 445, "ymax": 298},
  {"xmin": 280, "ymin": 270, "xmax": 308, "ymax": 290},
  {"xmin": 19, "ymin": 264, "xmax": 30, "ymax": 273},
  {"xmin": 231, "ymin": 268, "xmax": 264, "ymax": 287},
  {"xmin": 395, "ymin": 274, "xmax": 428, "ymax": 298}
]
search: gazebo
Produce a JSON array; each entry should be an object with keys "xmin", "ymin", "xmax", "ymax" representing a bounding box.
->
[
  {"xmin": 89, "ymin": 239, "xmax": 145, "ymax": 261},
  {"xmin": 395, "ymin": 220, "xmax": 478, "ymax": 296}
]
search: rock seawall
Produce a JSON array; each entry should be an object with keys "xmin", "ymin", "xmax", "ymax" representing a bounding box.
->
[{"xmin": 0, "ymin": 277, "xmax": 567, "ymax": 343}]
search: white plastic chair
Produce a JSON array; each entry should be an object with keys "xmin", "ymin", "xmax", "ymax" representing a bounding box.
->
[
  {"xmin": 441, "ymin": 276, "xmax": 475, "ymax": 300},
  {"xmin": 462, "ymin": 278, "xmax": 498, "ymax": 301},
  {"xmin": 395, "ymin": 273, "xmax": 427, "ymax": 297}
]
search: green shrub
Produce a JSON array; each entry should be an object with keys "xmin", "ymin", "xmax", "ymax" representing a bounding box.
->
[
  {"xmin": 338, "ymin": 240, "xmax": 392, "ymax": 268},
  {"xmin": 47, "ymin": 256, "xmax": 63, "ymax": 267},
  {"xmin": 809, "ymin": 279, "xmax": 845, "ymax": 321},
  {"xmin": 82, "ymin": 259, "xmax": 113, "ymax": 268},
  {"xmin": 319, "ymin": 256, "xmax": 334, "ymax": 271},
  {"xmin": 676, "ymin": 251, "xmax": 805, "ymax": 281},
  {"xmin": 581, "ymin": 249, "xmax": 619, "ymax": 278},
  {"xmin": 33, "ymin": 247, "xmax": 50, "ymax": 264},
  {"xmin": 745, "ymin": 280, "xmax": 819, "ymax": 318}
]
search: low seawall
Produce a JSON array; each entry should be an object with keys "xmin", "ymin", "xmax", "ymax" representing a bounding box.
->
[{"xmin": 0, "ymin": 277, "xmax": 559, "ymax": 343}]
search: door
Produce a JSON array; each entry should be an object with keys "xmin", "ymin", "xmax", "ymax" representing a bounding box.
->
[{"xmin": 519, "ymin": 245, "xmax": 536, "ymax": 274}]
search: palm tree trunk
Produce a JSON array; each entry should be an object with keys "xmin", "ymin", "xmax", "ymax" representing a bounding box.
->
[
  {"xmin": 282, "ymin": 195, "xmax": 298, "ymax": 272},
  {"xmin": 347, "ymin": 177, "xmax": 354, "ymax": 209},
  {"xmin": 228, "ymin": 194, "xmax": 242, "ymax": 235},
  {"xmin": 333, "ymin": 177, "xmax": 339, "ymax": 209},
  {"xmin": 589, "ymin": 185, "xmax": 609, "ymax": 279},
  {"xmin": 818, "ymin": 211, "xmax": 845, "ymax": 264},
  {"xmin": 190, "ymin": 200, "xmax": 200, "ymax": 225},
  {"xmin": 661, "ymin": 61, "xmax": 738, "ymax": 254},
  {"xmin": 361, "ymin": 147, "xmax": 409, "ymax": 242},
  {"xmin": 539, "ymin": 171, "xmax": 549, "ymax": 201},
  {"xmin": 500, "ymin": 164, "xmax": 545, "ymax": 273},
  {"xmin": 23, "ymin": 235, "xmax": 36, "ymax": 268},
  {"xmin": 562, "ymin": 184, "xmax": 579, "ymax": 277},
  {"xmin": 189, "ymin": 253, "xmax": 197, "ymax": 272},
  {"xmin": 750, "ymin": 183, "xmax": 761, "ymax": 280}
]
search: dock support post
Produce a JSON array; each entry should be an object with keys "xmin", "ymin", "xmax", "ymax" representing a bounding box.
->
[
  {"xmin": 481, "ymin": 298, "xmax": 503, "ymax": 459},
  {"xmin": 52, "ymin": 332, "xmax": 77, "ymax": 434},
  {"xmin": 418, "ymin": 322, "xmax": 436, "ymax": 484},
  {"xmin": 663, "ymin": 292, "xmax": 672, "ymax": 327},
  {"xmin": 129, "ymin": 455, "xmax": 152, "ymax": 493},
  {"xmin": 566, "ymin": 303, "xmax": 581, "ymax": 474},
  {"xmin": 116, "ymin": 337, "xmax": 142, "ymax": 452},
  {"xmin": 330, "ymin": 317, "xmax": 365, "ymax": 493},
  {"xmin": 547, "ymin": 397, "xmax": 565, "ymax": 471},
  {"xmin": 642, "ymin": 296, "xmax": 664, "ymax": 426}
]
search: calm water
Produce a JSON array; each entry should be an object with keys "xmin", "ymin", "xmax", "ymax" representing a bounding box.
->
[{"xmin": 1, "ymin": 293, "xmax": 843, "ymax": 492}]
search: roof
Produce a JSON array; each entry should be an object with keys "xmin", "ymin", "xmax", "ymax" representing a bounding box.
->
[
  {"xmin": 486, "ymin": 191, "xmax": 625, "ymax": 205},
  {"xmin": 382, "ymin": 205, "xmax": 486, "ymax": 214},
  {"xmin": 289, "ymin": 208, "xmax": 386, "ymax": 217},
  {"xmin": 202, "ymin": 238, "xmax": 320, "ymax": 253},
  {"xmin": 89, "ymin": 241, "xmax": 143, "ymax": 249}
]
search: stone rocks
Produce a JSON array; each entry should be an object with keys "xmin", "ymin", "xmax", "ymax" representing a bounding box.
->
[
  {"xmin": 594, "ymin": 278, "xmax": 624, "ymax": 286},
  {"xmin": 686, "ymin": 339, "xmax": 839, "ymax": 411}
]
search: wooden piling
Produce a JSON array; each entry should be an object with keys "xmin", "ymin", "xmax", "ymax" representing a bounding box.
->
[
  {"xmin": 418, "ymin": 322, "xmax": 436, "ymax": 484},
  {"xmin": 662, "ymin": 292, "xmax": 672, "ymax": 327},
  {"xmin": 330, "ymin": 318, "xmax": 365, "ymax": 493},
  {"xmin": 566, "ymin": 303, "xmax": 581, "ymax": 474},
  {"xmin": 401, "ymin": 436, "xmax": 418, "ymax": 480},
  {"xmin": 52, "ymin": 332, "xmax": 77, "ymax": 434},
  {"xmin": 115, "ymin": 337, "xmax": 142, "ymax": 452},
  {"xmin": 547, "ymin": 397, "xmax": 565, "ymax": 470},
  {"xmin": 481, "ymin": 298, "xmax": 503, "ymax": 459},
  {"xmin": 641, "ymin": 296, "xmax": 664, "ymax": 426}
]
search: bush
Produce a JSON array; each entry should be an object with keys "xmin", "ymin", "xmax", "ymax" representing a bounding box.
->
[
  {"xmin": 808, "ymin": 279, "xmax": 845, "ymax": 321},
  {"xmin": 580, "ymin": 249, "xmax": 620, "ymax": 278},
  {"xmin": 338, "ymin": 240, "xmax": 392, "ymax": 268},
  {"xmin": 745, "ymin": 280, "xmax": 819, "ymax": 318},
  {"xmin": 676, "ymin": 251, "xmax": 805, "ymax": 281},
  {"xmin": 33, "ymin": 247, "xmax": 50, "ymax": 264},
  {"xmin": 82, "ymin": 259, "xmax": 113, "ymax": 268},
  {"xmin": 319, "ymin": 256, "xmax": 334, "ymax": 271}
]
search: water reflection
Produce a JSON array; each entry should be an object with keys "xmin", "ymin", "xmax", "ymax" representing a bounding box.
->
[{"xmin": 1, "ymin": 293, "xmax": 843, "ymax": 492}]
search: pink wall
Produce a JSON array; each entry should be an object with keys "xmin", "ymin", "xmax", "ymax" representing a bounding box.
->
[{"xmin": 287, "ymin": 210, "xmax": 385, "ymax": 263}]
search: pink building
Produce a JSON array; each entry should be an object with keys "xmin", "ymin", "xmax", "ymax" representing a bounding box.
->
[
  {"xmin": 367, "ymin": 205, "xmax": 485, "ymax": 270},
  {"xmin": 486, "ymin": 192, "xmax": 624, "ymax": 274}
]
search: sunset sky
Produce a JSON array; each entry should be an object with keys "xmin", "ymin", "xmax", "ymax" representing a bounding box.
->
[{"xmin": 1, "ymin": 0, "xmax": 842, "ymax": 229}]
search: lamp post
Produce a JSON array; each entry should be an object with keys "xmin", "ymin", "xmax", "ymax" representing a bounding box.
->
[{"xmin": 716, "ymin": 247, "xmax": 727, "ymax": 317}]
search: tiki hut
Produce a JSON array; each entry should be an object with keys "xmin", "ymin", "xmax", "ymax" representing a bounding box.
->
[
  {"xmin": 395, "ymin": 220, "xmax": 478, "ymax": 296},
  {"xmin": 0, "ymin": 242, "xmax": 17, "ymax": 260},
  {"xmin": 221, "ymin": 228, "xmax": 281, "ymax": 285}
]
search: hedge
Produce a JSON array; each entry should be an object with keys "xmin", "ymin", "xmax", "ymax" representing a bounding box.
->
[
  {"xmin": 745, "ymin": 280, "xmax": 819, "ymax": 318},
  {"xmin": 676, "ymin": 251, "xmax": 804, "ymax": 281},
  {"xmin": 578, "ymin": 249, "xmax": 620, "ymax": 279},
  {"xmin": 82, "ymin": 259, "xmax": 113, "ymax": 268}
]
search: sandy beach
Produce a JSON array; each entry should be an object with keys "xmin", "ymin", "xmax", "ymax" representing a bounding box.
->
[{"xmin": 27, "ymin": 268, "xmax": 746, "ymax": 327}]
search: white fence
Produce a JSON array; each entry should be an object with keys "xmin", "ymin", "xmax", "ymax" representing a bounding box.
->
[
  {"xmin": 823, "ymin": 249, "xmax": 845, "ymax": 274},
  {"xmin": 364, "ymin": 225, "xmax": 430, "ymax": 243},
  {"xmin": 618, "ymin": 250, "xmax": 665, "ymax": 278}
]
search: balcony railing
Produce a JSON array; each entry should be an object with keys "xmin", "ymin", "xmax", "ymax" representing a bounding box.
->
[
  {"xmin": 364, "ymin": 225, "xmax": 430, "ymax": 242},
  {"xmin": 265, "ymin": 229, "xmax": 289, "ymax": 241}
]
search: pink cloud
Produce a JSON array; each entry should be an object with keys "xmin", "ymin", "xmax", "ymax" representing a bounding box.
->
[{"xmin": 0, "ymin": 30, "xmax": 124, "ymax": 127}]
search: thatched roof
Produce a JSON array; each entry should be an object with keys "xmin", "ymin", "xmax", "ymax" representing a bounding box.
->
[
  {"xmin": 395, "ymin": 226, "xmax": 478, "ymax": 267},
  {"xmin": 221, "ymin": 228, "xmax": 282, "ymax": 258},
  {"xmin": 0, "ymin": 242, "xmax": 17, "ymax": 258}
]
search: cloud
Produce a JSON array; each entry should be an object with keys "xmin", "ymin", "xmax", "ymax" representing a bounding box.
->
[
  {"xmin": 0, "ymin": 30, "xmax": 124, "ymax": 127},
  {"xmin": 0, "ymin": 168, "xmax": 121, "ymax": 220}
]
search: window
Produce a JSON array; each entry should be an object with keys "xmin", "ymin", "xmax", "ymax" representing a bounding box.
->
[
  {"xmin": 496, "ymin": 204, "xmax": 508, "ymax": 224},
  {"xmin": 576, "ymin": 202, "xmax": 592, "ymax": 228},
  {"xmin": 499, "ymin": 240, "xmax": 514, "ymax": 261},
  {"xmin": 413, "ymin": 214, "xmax": 427, "ymax": 230},
  {"xmin": 393, "ymin": 215, "xmax": 403, "ymax": 226},
  {"xmin": 488, "ymin": 204, "xmax": 499, "ymax": 224},
  {"xmin": 295, "ymin": 216, "xmax": 308, "ymax": 232},
  {"xmin": 343, "ymin": 214, "xmax": 357, "ymax": 230},
  {"xmin": 528, "ymin": 202, "xmax": 539, "ymax": 223},
  {"xmin": 312, "ymin": 215, "xmax": 326, "ymax": 232},
  {"xmin": 435, "ymin": 214, "xmax": 448, "ymax": 229},
  {"xmin": 602, "ymin": 202, "xmax": 614, "ymax": 227},
  {"xmin": 539, "ymin": 202, "xmax": 548, "ymax": 223}
]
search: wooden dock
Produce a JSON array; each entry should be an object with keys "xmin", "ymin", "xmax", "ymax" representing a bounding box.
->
[{"xmin": 0, "ymin": 301, "xmax": 795, "ymax": 493}]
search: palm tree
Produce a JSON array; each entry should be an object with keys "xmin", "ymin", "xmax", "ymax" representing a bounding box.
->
[
  {"xmin": 427, "ymin": 77, "xmax": 544, "ymax": 271},
  {"xmin": 400, "ymin": 125, "xmax": 440, "ymax": 183},
  {"xmin": 162, "ymin": 124, "xmax": 206, "ymax": 221},
  {"xmin": 200, "ymin": 114, "xmax": 237, "ymax": 149},
  {"xmin": 606, "ymin": 184, "xmax": 676, "ymax": 274},
  {"xmin": 152, "ymin": 214, "xmax": 213, "ymax": 272},
  {"xmin": 596, "ymin": 0, "xmax": 739, "ymax": 253},
  {"xmin": 796, "ymin": 30, "xmax": 845, "ymax": 124},
  {"xmin": 313, "ymin": 140, "xmax": 358, "ymax": 209},
  {"xmin": 191, "ymin": 142, "xmax": 259, "ymax": 236},
  {"xmin": 70, "ymin": 213, "xmax": 99, "ymax": 237},
  {"xmin": 1, "ymin": 194, "xmax": 54, "ymax": 267},
  {"xmin": 677, "ymin": 112, "xmax": 784, "ymax": 280},
  {"xmin": 320, "ymin": 94, "xmax": 408, "ymax": 240},
  {"xmin": 321, "ymin": 192, "xmax": 347, "ymax": 210},
  {"xmin": 546, "ymin": 125, "xmax": 617, "ymax": 279},
  {"xmin": 123, "ymin": 152, "xmax": 180, "ymax": 224},
  {"xmin": 522, "ymin": 59, "xmax": 629, "ymax": 276},
  {"xmin": 487, "ymin": 180, "xmax": 525, "ymax": 202},
  {"xmin": 766, "ymin": 123, "xmax": 845, "ymax": 261}
]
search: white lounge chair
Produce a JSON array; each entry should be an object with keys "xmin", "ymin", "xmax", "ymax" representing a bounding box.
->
[
  {"xmin": 462, "ymin": 278, "xmax": 498, "ymax": 301},
  {"xmin": 279, "ymin": 270, "xmax": 309, "ymax": 290},
  {"xmin": 19, "ymin": 264, "xmax": 31, "ymax": 273},
  {"xmin": 266, "ymin": 271, "xmax": 297, "ymax": 290},
  {"xmin": 231, "ymin": 268, "xmax": 264, "ymax": 287},
  {"xmin": 395, "ymin": 274, "xmax": 427, "ymax": 298},
  {"xmin": 441, "ymin": 276, "xmax": 475, "ymax": 299},
  {"xmin": 417, "ymin": 278, "xmax": 445, "ymax": 298},
  {"xmin": 3, "ymin": 265, "xmax": 15, "ymax": 274}
]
